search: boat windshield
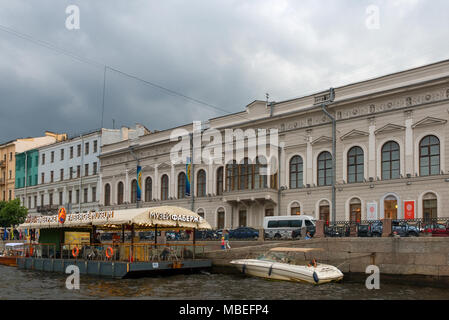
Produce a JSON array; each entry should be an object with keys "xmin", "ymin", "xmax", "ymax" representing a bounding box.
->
[{"xmin": 257, "ymin": 251, "xmax": 313, "ymax": 266}]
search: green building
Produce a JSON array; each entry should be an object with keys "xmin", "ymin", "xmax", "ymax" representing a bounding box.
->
[{"xmin": 15, "ymin": 149, "xmax": 39, "ymax": 189}]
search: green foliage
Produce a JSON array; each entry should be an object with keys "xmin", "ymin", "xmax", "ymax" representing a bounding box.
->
[{"xmin": 0, "ymin": 199, "xmax": 28, "ymax": 227}]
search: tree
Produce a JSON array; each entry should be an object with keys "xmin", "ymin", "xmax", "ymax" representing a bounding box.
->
[{"xmin": 0, "ymin": 199, "xmax": 28, "ymax": 227}]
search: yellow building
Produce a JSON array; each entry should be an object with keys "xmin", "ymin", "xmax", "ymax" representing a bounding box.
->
[{"xmin": 0, "ymin": 131, "xmax": 67, "ymax": 201}]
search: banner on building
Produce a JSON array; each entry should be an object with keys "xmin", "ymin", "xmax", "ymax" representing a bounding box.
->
[
  {"xmin": 366, "ymin": 202, "xmax": 378, "ymax": 220},
  {"xmin": 404, "ymin": 200, "xmax": 415, "ymax": 220},
  {"xmin": 186, "ymin": 157, "xmax": 191, "ymax": 196},
  {"xmin": 137, "ymin": 166, "xmax": 142, "ymax": 202}
]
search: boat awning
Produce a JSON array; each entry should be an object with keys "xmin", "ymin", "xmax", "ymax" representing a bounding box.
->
[
  {"xmin": 18, "ymin": 206, "xmax": 212, "ymax": 231},
  {"xmin": 5, "ymin": 243, "xmax": 25, "ymax": 248},
  {"xmin": 269, "ymin": 247, "xmax": 325, "ymax": 253}
]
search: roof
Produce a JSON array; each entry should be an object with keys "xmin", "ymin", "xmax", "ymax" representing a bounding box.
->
[
  {"xmin": 269, "ymin": 247, "xmax": 324, "ymax": 253},
  {"xmin": 18, "ymin": 206, "xmax": 212, "ymax": 230}
]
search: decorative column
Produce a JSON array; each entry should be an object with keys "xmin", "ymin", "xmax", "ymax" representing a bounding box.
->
[
  {"xmin": 208, "ymin": 163, "xmax": 214, "ymax": 195},
  {"xmin": 404, "ymin": 111, "xmax": 414, "ymax": 176},
  {"xmin": 306, "ymin": 130, "xmax": 313, "ymax": 185},
  {"xmin": 125, "ymin": 169, "xmax": 129, "ymax": 203},
  {"xmin": 170, "ymin": 165, "xmax": 175, "ymax": 198},
  {"xmin": 279, "ymin": 142, "xmax": 286, "ymax": 188},
  {"xmin": 368, "ymin": 117, "xmax": 376, "ymax": 180},
  {"xmin": 153, "ymin": 164, "xmax": 159, "ymax": 200}
]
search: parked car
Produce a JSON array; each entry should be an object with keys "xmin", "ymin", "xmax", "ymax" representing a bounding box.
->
[
  {"xmin": 264, "ymin": 215, "xmax": 316, "ymax": 240},
  {"xmin": 391, "ymin": 221, "xmax": 420, "ymax": 237},
  {"xmin": 229, "ymin": 227, "xmax": 259, "ymax": 240},
  {"xmin": 195, "ymin": 230, "xmax": 219, "ymax": 240},
  {"xmin": 422, "ymin": 223, "xmax": 449, "ymax": 237},
  {"xmin": 291, "ymin": 222, "xmax": 316, "ymax": 239}
]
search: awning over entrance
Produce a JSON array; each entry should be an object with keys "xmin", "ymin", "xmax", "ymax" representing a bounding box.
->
[{"xmin": 18, "ymin": 206, "xmax": 212, "ymax": 230}]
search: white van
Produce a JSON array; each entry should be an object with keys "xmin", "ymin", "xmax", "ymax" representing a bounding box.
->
[{"xmin": 263, "ymin": 215, "xmax": 316, "ymax": 240}]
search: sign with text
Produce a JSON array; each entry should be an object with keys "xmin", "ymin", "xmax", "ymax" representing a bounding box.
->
[
  {"xmin": 366, "ymin": 202, "xmax": 378, "ymax": 220},
  {"xmin": 404, "ymin": 200, "xmax": 415, "ymax": 220}
]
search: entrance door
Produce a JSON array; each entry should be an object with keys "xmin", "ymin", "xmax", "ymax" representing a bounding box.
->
[
  {"xmin": 350, "ymin": 202, "xmax": 361, "ymax": 222},
  {"xmin": 319, "ymin": 205, "xmax": 330, "ymax": 223},
  {"xmin": 239, "ymin": 210, "xmax": 247, "ymax": 227},
  {"xmin": 384, "ymin": 196, "xmax": 398, "ymax": 219},
  {"xmin": 423, "ymin": 199, "xmax": 437, "ymax": 221}
]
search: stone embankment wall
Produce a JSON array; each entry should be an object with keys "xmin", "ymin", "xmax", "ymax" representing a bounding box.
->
[{"xmin": 200, "ymin": 237, "xmax": 449, "ymax": 278}]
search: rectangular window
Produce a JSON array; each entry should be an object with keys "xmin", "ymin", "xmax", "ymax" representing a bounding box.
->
[
  {"xmin": 9, "ymin": 152, "xmax": 12, "ymax": 161},
  {"xmin": 50, "ymin": 171, "xmax": 54, "ymax": 182},
  {"xmin": 76, "ymin": 190, "xmax": 80, "ymax": 204},
  {"xmin": 77, "ymin": 165, "xmax": 81, "ymax": 178},
  {"xmin": 60, "ymin": 169, "xmax": 64, "ymax": 181},
  {"xmin": 59, "ymin": 192, "xmax": 63, "ymax": 205},
  {"xmin": 70, "ymin": 146, "xmax": 74, "ymax": 159},
  {"xmin": 93, "ymin": 162, "xmax": 97, "ymax": 175},
  {"xmin": 41, "ymin": 173, "xmax": 45, "ymax": 184},
  {"xmin": 84, "ymin": 188, "xmax": 88, "ymax": 203},
  {"xmin": 41, "ymin": 194, "xmax": 44, "ymax": 206},
  {"xmin": 85, "ymin": 164, "xmax": 89, "ymax": 176},
  {"xmin": 49, "ymin": 193, "xmax": 53, "ymax": 206},
  {"xmin": 34, "ymin": 196, "xmax": 37, "ymax": 208},
  {"xmin": 69, "ymin": 190, "xmax": 72, "ymax": 204},
  {"xmin": 92, "ymin": 187, "xmax": 96, "ymax": 202},
  {"xmin": 93, "ymin": 140, "xmax": 98, "ymax": 153},
  {"xmin": 60, "ymin": 149, "xmax": 64, "ymax": 161},
  {"xmin": 51, "ymin": 151, "xmax": 54, "ymax": 163},
  {"xmin": 69, "ymin": 167, "xmax": 73, "ymax": 179},
  {"xmin": 77, "ymin": 144, "xmax": 81, "ymax": 157},
  {"xmin": 85, "ymin": 142, "xmax": 89, "ymax": 155}
]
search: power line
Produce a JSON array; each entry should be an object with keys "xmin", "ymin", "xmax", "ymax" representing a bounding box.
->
[{"xmin": 0, "ymin": 23, "xmax": 253, "ymax": 123}]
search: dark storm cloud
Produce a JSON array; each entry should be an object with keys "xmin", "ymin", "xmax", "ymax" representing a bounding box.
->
[{"xmin": 0, "ymin": 0, "xmax": 449, "ymax": 143}]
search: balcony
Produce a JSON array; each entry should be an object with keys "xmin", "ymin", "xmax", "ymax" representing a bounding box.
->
[
  {"xmin": 37, "ymin": 205, "xmax": 59, "ymax": 215},
  {"xmin": 222, "ymin": 188, "xmax": 278, "ymax": 205}
]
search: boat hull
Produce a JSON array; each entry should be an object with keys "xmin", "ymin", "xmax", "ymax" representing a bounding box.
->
[
  {"xmin": 230, "ymin": 259, "xmax": 343, "ymax": 285},
  {"xmin": 0, "ymin": 256, "xmax": 18, "ymax": 267}
]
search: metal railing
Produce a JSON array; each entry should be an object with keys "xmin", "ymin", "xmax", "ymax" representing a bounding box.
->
[
  {"xmin": 323, "ymin": 218, "xmax": 449, "ymax": 238},
  {"xmin": 23, "ymin": 242, "xmax": 205, "ymax": 262}
]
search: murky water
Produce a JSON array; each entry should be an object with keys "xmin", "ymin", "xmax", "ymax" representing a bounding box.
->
[{"xmin": 1, "ymin": 265, "xmax": 448, "ymax": 300}]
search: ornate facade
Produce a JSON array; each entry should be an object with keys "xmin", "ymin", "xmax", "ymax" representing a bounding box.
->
[{"xmin": 99, "ymin": 60, "xmax": 449, "ymax": 229}]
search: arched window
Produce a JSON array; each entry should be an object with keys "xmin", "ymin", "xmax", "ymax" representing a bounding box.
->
[
  {"xmin": 178, "ymin": 172, "xmax": 186, "ymax": 199},
  {"xmin": 104, "ymin": 184, "xmax": 111, "ymax": 206},
  {"xmin": 349, "ymin": 198, "xmax": 361, "ymax": 222},
  {"xmin": 197, "ymin": 170, "xmax": 206, "ymax": 197},
  {"xmin": 290, "ymin": 202, "xmax": 301, "ymax": 215},
  {"xmin": 423, "ymin": 192, "xmax": 438, "ymax": 220},
  {"xmin": 239, "ymin": 158, "xmax": 252, "ymax": 190},
  {"xmin": 382, "ymin": 141, "xmax": 400, "ymax": 180},
  {"xmin": 317, "ymin": 152, "xmax": 333, "ymax": 186},
  {"xmin": 226, "ymin": 161, "xmax": 237, "ymax": 191},
  {"xmin": 161, "ymin": 174, "xmax": 169, "ymax": 201},
  {"xmin": 420, "ymin": 135, "xmax": 440, "ymax": 176},
  {"xmin": 347, "ymin": 147, "xmax": 364, "ymax": 183},
  {"xmin": 319, "ymin": 200, "xmax": 330, "ymax": 223},
  {"xmin": 117, "ymin": 181, "xmax": 124, "ymax": 205},
  {"xmin": 217, "ymin": 208, "xmax": 225, "ymax": 229},
  {"xmin": 216, "ymin": 167, "xmax": 224, "ymax": 195},
  {"xmin": 145, "ymin": 177, "xmax": 152, "ymax": 202},
  {"xmin": 254, "ymin": 156, "xmax": 267, "ymax": 189},
  {"xmin": 289, "ymin": 156, "xmax": 303, "ymax": 189},
  {"xmin": 130, "ymin": 179, "xmax": 137, "ymax": 203}
]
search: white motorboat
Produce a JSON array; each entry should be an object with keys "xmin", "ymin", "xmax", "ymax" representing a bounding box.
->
[{"xmin": 230, "ymin": 247, "xmax": 343, "ymax": 285}]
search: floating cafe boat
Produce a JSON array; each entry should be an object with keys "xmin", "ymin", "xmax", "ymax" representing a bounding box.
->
[
  {"xmin": 15, "ymin": 206, "xmax": 212, "ymax": 278},
  {"xmin": 230, "ymin": 247, "xmax": 344, "ymax": 284},
  {"xmin": 0, "ymin": 243, "xmax": 26, "ymax": 267}
]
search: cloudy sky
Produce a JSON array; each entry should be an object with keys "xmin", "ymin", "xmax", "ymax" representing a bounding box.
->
[{"xmin": 0, "ymin": 0, "xmax": 448, "ymax": 143}]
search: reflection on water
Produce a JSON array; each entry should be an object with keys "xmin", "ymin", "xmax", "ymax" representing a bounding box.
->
[{"xmin": 1, "ymin": 265, "xmax": 448, "ymax": 300}]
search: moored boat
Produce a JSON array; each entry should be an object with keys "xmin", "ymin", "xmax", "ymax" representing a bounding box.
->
[
  {"xmin": 0, "ymin": 243, "xmax": 26, "ymax": 267},
  {"xmin": 230, "ymin": 247, "xmax": 343, "ymax": 285}
]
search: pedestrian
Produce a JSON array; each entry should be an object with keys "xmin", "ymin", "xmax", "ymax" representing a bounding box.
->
[
  {"xmin": 305, "ymin": 231, "xmax": 312, "ymax": 240},
  {"xmin": 224, "ymin": 230, "xmax": 231, "ymax": 250},
  {"xmin": 221, "ymin": 236, "xmax": 226, "ymax": 250}
]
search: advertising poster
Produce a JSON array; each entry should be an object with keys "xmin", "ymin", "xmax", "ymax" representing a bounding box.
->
[
  {"xmin": 366, "ymin": 202, "xmax": 378, "ymax": 220},
  {"xmin": 404, "ymin": 200, "xmax": 415, "ymax": 220}
]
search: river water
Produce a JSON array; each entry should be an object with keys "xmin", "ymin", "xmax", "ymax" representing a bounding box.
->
[{"xmin": 1, "ymin": 265, "xmax": 448, "ymax": 300}]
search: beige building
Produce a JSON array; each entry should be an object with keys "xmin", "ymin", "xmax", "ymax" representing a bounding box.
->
[
  {"xmin": 99, "ymin": 60, "xmax": 449, "ymax": 229},
  {"xmin": 1, "ymin": 132, "xmax": 67, "ymax": 202}
]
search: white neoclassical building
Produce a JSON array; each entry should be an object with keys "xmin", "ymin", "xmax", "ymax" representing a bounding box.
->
[{"xmin": 99, "ymin": 60, "xmax": 449, "ymax": 229}]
